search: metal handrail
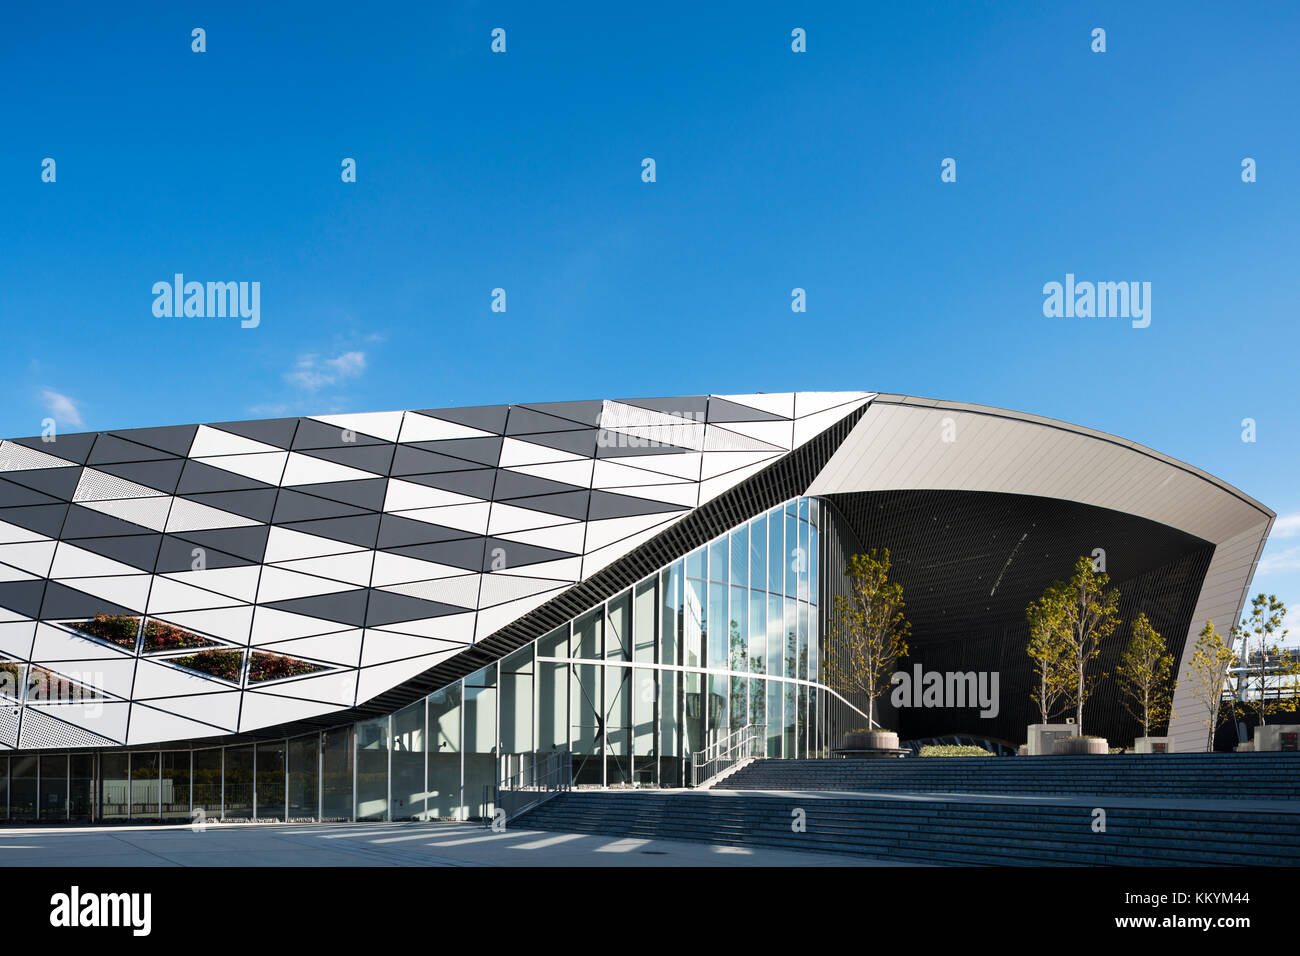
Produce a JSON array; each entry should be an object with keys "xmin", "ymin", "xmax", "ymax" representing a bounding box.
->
[
  {"xmin": 486, "ymin": 750, "xmax": 573, "ymax": 826},
  {"xmin": 690, "ymin": 724, "xmax": 761, "ymax": 788}
]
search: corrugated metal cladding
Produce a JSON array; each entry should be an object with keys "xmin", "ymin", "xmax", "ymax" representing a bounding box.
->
[{"xmin": 820, "ymin": 489, "xmax": 1215, "ymax": 744}]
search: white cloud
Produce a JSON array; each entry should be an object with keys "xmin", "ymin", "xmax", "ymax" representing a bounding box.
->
[
  {"xmin": 39, "ymin": 388, "xmax": 84, "ymax": 428},
  {"xmin": 285, "ymin": 351, "xmax": 367, "ymax": 392},
  {"xmin": 1272, "ymin": 513, "xmax": 1300, "ymax": 539},
  {"xmin": 1258, "ymin": 545, "xmax": 1300, "ymax": 576}
]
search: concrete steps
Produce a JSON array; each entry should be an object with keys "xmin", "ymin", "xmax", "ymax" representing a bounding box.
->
[
  {"xmin": 720, "ymin": 754, "xmax": 1300, "ymax": 800},
  {"xmin": 515, "ymin": 789, "xmax": 1300, "ymax": 865}
]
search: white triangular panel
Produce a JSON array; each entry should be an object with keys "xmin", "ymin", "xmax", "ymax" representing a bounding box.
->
[
  {"xmin": 398, "ymin": 413, "xmax": 495, "ymax": 443},
  {"xmin": 281, "ymin": 452, "xmax": 380, "ymax": 486},
  {"xmin": 195, "ymin": 451, "xmax": 288, "ymax": 485},
  {"xmin": 716, "ymin": 392, "xmax": 795, "ymax": 419},
  {"xmin": 311, "ymin": 411, "xmax": 405, "ymax": 443},
  {"xmin": 165, "ymin": 497, "xmax": 260, "ymax": 533},
  {"xmin": 383, "ymin": 479, "xmax": 482, "ymax": 512},
  {"xmin": 79, "ymin": 496, "xmax": 171, "ymax": 532},
  {"xmin": 190, "ymin": 424, "xmax": 285, "ymax": 458}
]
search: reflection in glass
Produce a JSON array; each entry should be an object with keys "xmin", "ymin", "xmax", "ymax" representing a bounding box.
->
[
  {"xmin": 223, "ymin": 747, "xmax": 253, "ymax": 820},
  {"xmin": 463, "ymin": 664, "xmax": 497, "ymax": 818},
  {"xmin": 70, "ymin": 754, "xmax": 93, "ymax": 821},
  {"xmin": 99, "ymin": 753, "xmax": 127, "ymax": 822},
  {"xmin": 40, "ymin": 753, "xmax": 67, "ymax": 821},
  {"xmin": 287, "ymin": 735, "xmax": 319, "ymax": 820},
  {"xmin": 161, "ymin": 751, "xmax": 191, "ymax": 821},
  {"xmin": 256, "ymin": 741, "xmax": 285, "ymax": 821},
  {"xmin": 322, "ymin": 727, "xmax": 353, "ymax": 821},
  {"xmin": 391, "ymin": 701, "xmax": 425, "ymax": 821},
  {"xmin": 427, "ymin": 685, "xmax": 461, "ymax": 819},
  {"xmin": 192, "ymin": 749, "xmax": 222, "ymax": 819},
  {"xmin": 356, "ymin": 717, "xmax": 389, "ymax": 821}
]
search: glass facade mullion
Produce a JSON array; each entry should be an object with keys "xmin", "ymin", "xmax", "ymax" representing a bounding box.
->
[{"xmin": 10, "ymin": 496, "xmax": 840, "ymax": 823}]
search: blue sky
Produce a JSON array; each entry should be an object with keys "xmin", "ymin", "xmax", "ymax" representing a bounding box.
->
[{"xmin": 2, "ymin": 1, "xmax": 1297, "ymax": 625}]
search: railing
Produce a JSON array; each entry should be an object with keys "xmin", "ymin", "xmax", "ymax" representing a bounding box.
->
[
  {"xmin": 690, "ymin": 725, "xmax": 762, "ymax": 788},
  {"xmin": 485, "ymin": 750, "xmax": 573, "ymax": 826}
]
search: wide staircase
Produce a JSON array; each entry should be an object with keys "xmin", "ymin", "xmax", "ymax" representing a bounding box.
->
[
  {"xmin": 723, "ymin": 754, "xmax": 1300, "ymax": 800},
  {"xmin": 513, "ymin": 755, "xmax": 1300, "ymax": 865}
]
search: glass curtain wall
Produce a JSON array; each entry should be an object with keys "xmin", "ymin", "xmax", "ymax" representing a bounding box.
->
[{"xmin": 2, "ymin": 498, "xmax": 855, "ymax": 824}]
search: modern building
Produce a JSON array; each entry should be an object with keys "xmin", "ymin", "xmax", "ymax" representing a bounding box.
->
[{"xmin": 0, "ymin": 392, "xmax": 1274, "ymax": 822}]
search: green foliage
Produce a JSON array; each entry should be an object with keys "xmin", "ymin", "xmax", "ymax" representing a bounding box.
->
[
  {"xmin": 172, "ymin": 649, "xmax": 244, "ymax": 681},
  {"xmin": 72, "ymin": 614, "xmax": 140, "ymax": 649},
  {"xmin": 1188, "ymin": 619, "xmax": 1236, "ymax": 752},
  {"xmin": 1231, "ymin": 594, "xmax": 1297, "ymax": 727},
  {"xmin": 1026, "ymin": 582, "xmax": 1072, "ymax": 723},
  {"xmin": 1116, "ymin": 612, "xmax": 1175, "ymax": 737},
  {"xmin": 1056, "ymin": 556, "xmax": 1122, "ymax": 734},
  {"xmin": 248, "ymin": 652, "xmax": 327, "ymax": 682},
  {"xmin": 822, "ymin": 549, "xmax": 911, "ymax": 728},
  {"xmin": 918, "ymin": 745, "xmax": 992, "ymax": 757},
  {"xmin": 142, "ymin": 619, "xmax": 218, "ymax": 652}
]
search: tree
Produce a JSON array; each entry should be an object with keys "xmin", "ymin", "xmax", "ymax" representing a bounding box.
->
[
  {"xmin": 1116, "ymin": 612, "xmax": 1174, "ymax": 738},
  {"xmin": 1231, "ymin": 594, "xmax": 1297, "ymax": 727},
  {"xmin": 1026, "ymin": 582, "xmax": 1072, "ymax": 724},
  {"xmin": 822, "ymin": 549, "xmax": 911, "ymax": 729},
  {"xmin": 1058, "ymin": 555, "xmax": 1122, "ymax": 734},
  {"xmin": 1187, "ymin": 619, "xmax": 1236, "ymax": 752}
]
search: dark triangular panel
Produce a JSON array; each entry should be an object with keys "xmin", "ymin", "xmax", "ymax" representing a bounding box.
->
[
  {"xmin": 273, "ymin": 489, "xmax": 370, "ymax": 524},
  {"xmin": 407, "ymin": 437, "xmax": 502, "ymax": 467},
  {"xmin": 291, "ymin": 418, "xmax": 389, "ymax": 450},
  {"xmin": 377, "ymin": 514, "xmax": 479, "ymax": 550},
  {"xmin": 500, "ymin": 491, "xmax": 590, "ymax": 521},
  {"xmin": 0, "ymin": 466, "xmax": 83, "ymax": 502},
  {"xmin": 707, "ymin": 397, "xmax": 790, "ymax": 423},
  {"xmin": 12, "ymin": 432, "xmax": 97, "ymax": 464},
  {"xmin": 0, "ymin": 478, "xmax": 61, "ymax": 509},
  {"xmin": 620, "ymin": 396, "xmax": 709, "ymax": 418},
  {"xmin": 109, "ymin": 424, "xmax": 199, "ymax": 457},
  {"xmin": 87, "ymin": 434, "xmax": 179, "ymax": 465},
  {"xmin": 61, "ymin": 504, "xmax": 155, "ymax": 538},
  {"xmin": 0, "ymin": 580, "xmax": 45, "ymax": 618},
  {"xmin": 0, "ymin": 503, "xmax": 70, "ymax": 539},
  {"xmin": 520, "ymin": 400, "xmax": 606, "ymax": 428},
  {"xmin": 385, "ymin": 538, "xmax": 486, "ymax": 571},
  {"xmin": 41, "ymin": 582, "xmax": 139, "ymax": 620},
  {"xmin": 207, "ymin": 417, "xmax": 300, "ymax": 449},
  {"xmin": 185, "ymin": 488, "xmax": 278, "ymax": 523},
  {"xmin": 287, "ymin": 478, "xmax": 387, "ymax": 512},
  {"xmin": 365, "ymin": 590, "xmax": 470, "ymax": 627},
  {"xmin": 512, "ymin": 428, "xmax": 599, "ymax": 459},
  {"xmin": 155, "ymin": 535, "xmax": 257, "ymax": 573},
  {"xmin": 176, "ymin": 459, "xmax": 276, "ymax": 495},
  {"xmin": 296, "ymin": 443, "xmax": 395, "ymax": 476},
  {"xmin": 596, "ymin": 439, "xmax": 695, "ymax": 459},
  {"xmin": 415, "ymin": 405, "xmax": 509, "ymax": 435},
  {"xmin": 170, "ymin": 526, "xmax": 270, "ymax": 564},
  {"xmin": 65, "ymin": 534, "xmax": 163, "ymax": 572},
  {"xmin": 263, "ymin": 590, "xmax": 368, "ymax": 628},
  {"xmin": 391, "ymin": 446, "xmax": 486, "ymax": 477},
  {"xmin": 481, "ymin": 537, "xmax": 578, "ymax": 570},
  {"xmin": 506, "ymin": 407, "xmax": 591, "ymax": 436},
  {"xmin": 589, "ymin": 490, "xmax": 686, "ymax": 520},
  {"xmin": 400, "ymin": 469, "xmax": 498, "ymax": 500},
  {"xmin": 278, "ymin": 514, "xmax": 381, "ymax": 549},
  {"xmin": 97, "ymin": 458, "xmax": 185, "ymax": 495},
  {"xmin": 492, "ymin": 470, "xmax": 588, "ymax": 501}
]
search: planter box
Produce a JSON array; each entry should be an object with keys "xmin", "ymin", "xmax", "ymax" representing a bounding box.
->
[
  {"xmin": 1134, "ymin": 736, "xmax": 1173, "ymax": 754},
  {"xmin": 1253, "ymin": 725, "xmax": 1300, "ymax": 752},
  {"xmin": 1026, "ymin": 723, "xmax": 1077, "ymax": 756},
  {"xmin": 1053, "ymin": 736, "xmax": 1108, "ymax": 755},
  {"xmin": 842, "ymin": 730, "xmax": 899, "ymax": 751}
]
